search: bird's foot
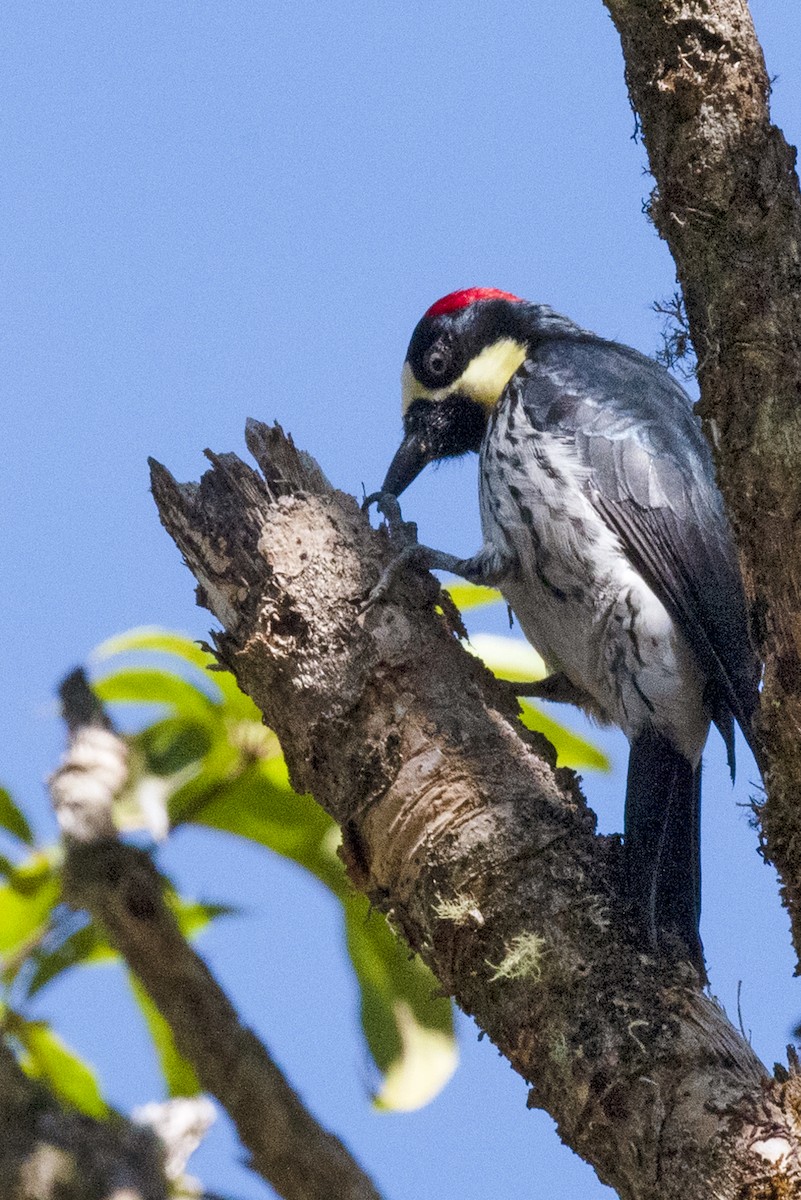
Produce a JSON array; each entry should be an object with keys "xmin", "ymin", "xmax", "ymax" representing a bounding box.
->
[
  {"xmin": 507, "ymin": 672, "xmax": 591, "ymax": 705},
  {"xmin": 360, "ymin": 542, "xmax": 443, "ymax": 614},
  {"xmin": 362, "ymin": 493, "xmax": 511, "ymax": 614},
  {"xmin": 363, "ymin": 490, "xmax": 418, "ymax": 550},
  {"xmin": 361, "ymin": 491, "xmax": 425, "ymax": 614}
]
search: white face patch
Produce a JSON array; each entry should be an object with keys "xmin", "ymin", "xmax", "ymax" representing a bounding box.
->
[{"xmin": 401, "ymin": 339, "xmax": 527, "ymax": 415}]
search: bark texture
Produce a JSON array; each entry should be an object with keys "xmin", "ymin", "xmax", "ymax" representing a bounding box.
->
[
  {"xmin": 149, "ymin": 421, "xmax": 801, "ymax": 1199},
  {"xmin": 601, "ymin": 0, "xmax": 801, "ymax": 956}
]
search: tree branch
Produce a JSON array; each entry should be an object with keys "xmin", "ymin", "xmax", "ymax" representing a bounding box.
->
[
  {"xmin": 0, "ymin": 1039, "xmax": 168, "ymax": 1200},
  {"xmin": 601, "ymin": 0, "xmax": 801, "ymax": 955},
  {"xmin": 53, "ymin": 669, "xmax": 384, "ymax": 1200},
  {"xmin": 149, "ymin": 421, "xmax": 801, "ymax": 1199}
]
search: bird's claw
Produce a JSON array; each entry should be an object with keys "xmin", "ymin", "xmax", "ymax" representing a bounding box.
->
[
  {"xmin": 363, "ymin": 490, "xmax": 419, "ymax": 549},
  {"xmin": 509, "ymin": 672, "xmax": 593, "ymax": 706},
  {"xmin": 361, "ymin": 491, "xmax": 422, "ymax": 614},
  {"xmin": 362, "ymin": 489, "xmax": 400, "ymax": 521}
]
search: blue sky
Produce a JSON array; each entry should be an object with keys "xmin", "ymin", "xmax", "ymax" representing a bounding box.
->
[{"xmin": 2, "ymin": 3, "xmax": 800, "ymax": 1197}]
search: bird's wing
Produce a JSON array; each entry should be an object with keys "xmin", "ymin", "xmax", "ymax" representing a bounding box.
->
[{"xmin": 509, "ymin": 335, "xmax": 760, "ymax": 770}]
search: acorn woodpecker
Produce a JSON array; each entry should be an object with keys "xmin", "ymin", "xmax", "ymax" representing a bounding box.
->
[{"xmin": 370, "ymin": 287, "xmax": 761, "ymax": 973}]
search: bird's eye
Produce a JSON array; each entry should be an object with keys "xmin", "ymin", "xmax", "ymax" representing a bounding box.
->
[{"xmin": 424, "ymin": 340, "xmax": 452, "ymax": 378}]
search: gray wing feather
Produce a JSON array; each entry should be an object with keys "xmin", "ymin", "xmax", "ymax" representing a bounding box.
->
[{"xmin": 511, "ymin": 335, "xmax": 760, "ymax": 771}]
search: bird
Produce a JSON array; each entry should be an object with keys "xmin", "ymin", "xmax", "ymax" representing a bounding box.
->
[{"xmin": 368, "ymin": 286, "xmax": 761, "ymax": 974}]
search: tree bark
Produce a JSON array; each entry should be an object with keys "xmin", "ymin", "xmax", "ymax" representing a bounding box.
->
[
  {"xmin": 601, "ymin": 0, "xmax": 801, "ymax": 957},
  {"xmin": 149, "ymin": 421, "xmax": 801, "ymax": 1199},
  {"xmin": 0, "ymin": 1040, "xmax": 168, "ymax": 1200}
]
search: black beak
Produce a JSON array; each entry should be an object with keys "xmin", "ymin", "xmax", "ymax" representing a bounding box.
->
[{"xmin": 380, "ymin": 430, "xmax": 432, "ymax": 497}]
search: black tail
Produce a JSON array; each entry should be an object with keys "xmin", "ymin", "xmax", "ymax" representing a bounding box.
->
[{"xmin": 624, "ymin": 729, "xmax": 705, "ymax": 978}]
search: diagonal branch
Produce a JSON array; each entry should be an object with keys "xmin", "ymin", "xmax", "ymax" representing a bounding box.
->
[
  {"xmin": 601, "ymin": 0, "xmax": 801, "ymax": 955},
  {"xmin": 52, "ymin": 669, "xmax": 384, "ymax": 1200},
  {"xmin": 149, "ymin": 420, "xmax": 801, "ymax": 1199}
]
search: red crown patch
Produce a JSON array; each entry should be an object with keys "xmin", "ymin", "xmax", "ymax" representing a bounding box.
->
[{"xmin": 424, "ymin": 287, "xmax": 524, "ymax": 318}]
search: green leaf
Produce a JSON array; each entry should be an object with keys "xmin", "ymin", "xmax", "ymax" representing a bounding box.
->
[
  {"xmin": 10, "ymin": 1013, "xmax": 110, "ymax": 1118},
  {"xmin": 0, "ymin": 787, "xmax": 34, "ymax": 846},
  {"xmin": 186, "ymin": 761, "xmax": 341, "ymax": 890},
  {"xmin": 518, "ymin": 700, "xmax": 610, "ymax": 771},
  {"xmin": 373, "ymin": 1001, "xmax": 458, "ymax": 1112},
  {"xmin": 0, "ymin": 852, "xmax": 61, "ymax": 957},
  {"xmin": 136, "ymin": 716, "xmax": 214, "ymax": 776},
  {"xmin": 466, "ymin": 633, "xmax": 546, "ymax": 682},
  {"xmin": 182, "ymin": 756, "xmax": 457, "ymax": 1109},
  {"xmin": 95, "ymin": 627, "xmax": 214, "ymax": 672},
  {"xmin": 26, "ymin": 922, "xmax": 116, "ymax": 998},
  {"xmin": 94, "ymin": 668, "xmax": 218, "ymax": 721},
  {"xmin": 90, "ymin": 625, "xmax": 459, "ymax": 1109},
  {"xmin": 94, "ymin": 627, "xmax": 260, "ymax": 719},
  {"xmin": 0, "ymin": 853, "xmax": 18, "ymax": 878},
  {"xmin": 165, "ymin": 738, "xmax": 242, "ymax": 827},
  {"xmin": 128, "ymin": 973, "xmax": 201, "ymax": 1097},
  {"xmin": 442, "ymin": 580, "xmax": 503, "ymax": 611},
  {"xmin": 344, "ymin": 895, "xmax": 457, "ymax": 1111},
  {"xmin": 167, "ymin": 893, "xmax": 235, "ymax": 940}
]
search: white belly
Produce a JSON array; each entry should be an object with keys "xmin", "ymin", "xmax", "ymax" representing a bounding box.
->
[{"xmin": 479, "ymin": 417, "xmax": 709, "ymax": 764}]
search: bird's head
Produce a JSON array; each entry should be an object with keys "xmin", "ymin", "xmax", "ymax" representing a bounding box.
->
[{"xmin": 382, "ymin": 288, "xmax": 530, "ymax": 497}]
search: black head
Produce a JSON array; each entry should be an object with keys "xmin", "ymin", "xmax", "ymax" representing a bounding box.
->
[{"xmin": 382, "ymin": 288, "xmax": 532, "ymax": 496}]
